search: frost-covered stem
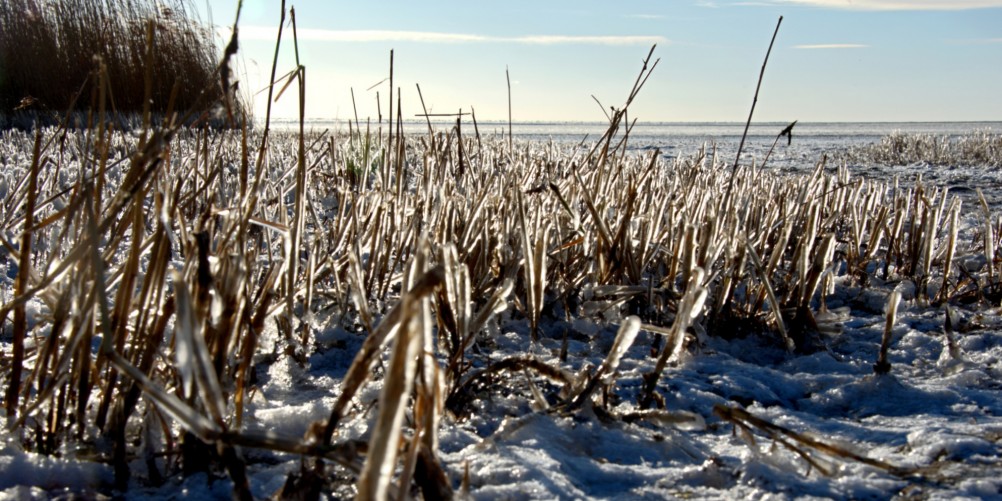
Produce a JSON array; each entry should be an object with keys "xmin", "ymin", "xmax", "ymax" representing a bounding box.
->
[
  {"xmin": 640, "ymin": 269, "xmax": 707, "ymax": 408},
  {"xmin": 4, "ymin": 127, "xmax": 40, "ymax": 418},
  {"xmin": 977, "ymin": 188, "xmax": 995, "ymax": 283},
  {"xmin": 875, "ymin": 291, "xmax": 901, "ymax": 375},
  {"xmin": 938, "ymin": 204, "xmax": 960, "ymax": 304}
]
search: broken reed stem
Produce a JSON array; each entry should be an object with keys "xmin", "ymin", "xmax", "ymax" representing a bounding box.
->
[
  {"xmin": 761, "ymin": 120, "xmax": 797, "ymax": 170},
  {"xmin": 388, "ymin": 49, "xmax": 395, "ymax": 185},
  {"xmin": 726, "ymin": 15, "xmax": 783, "ymax": 204},
  {"xmin": 938, "ymin": 206, "xmax": 959, "ymax": 304},
  {"xmin": 416, "ymin": 83, "xmax": 434, "ymax": 138},
  {"xmin": 506, "ymin": 65, "xmax": 513, "ymax": 153},
  {"xmin": 874, "ymin": 290, "xmax": 901, "ymax": 375}
]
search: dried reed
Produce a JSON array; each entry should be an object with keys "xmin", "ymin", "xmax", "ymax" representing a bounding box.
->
[{"xmin": 0, "ymin": 0, "xmax": 245, "ymax": 125}]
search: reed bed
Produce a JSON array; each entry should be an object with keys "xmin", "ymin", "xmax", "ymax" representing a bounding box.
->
[
  {"xmin": 1, "ymin": 101, "xmax": 999, "ymax": 496},
  {"xmin": 838, "ymin": 129, "xmax": 1002, "ymax": 169},
  {"xmin": 0, "ymin": 0, "xmax": 242, "ymax": 127},
  {"xmin": 0, "ymin": 8, "xmax": 999, "ymax": 493}
]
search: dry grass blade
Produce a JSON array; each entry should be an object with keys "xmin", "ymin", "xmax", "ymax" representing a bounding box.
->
[
  {"xmin": 440, "ymin": 243, "xmax": 471, "ymax": 353},
  {"xmin": 531, "ymin": 220, "xmax": 549, "ymax": 335},
  {"xmin": 517, "ymin": 189, "xmax": 549, "ymax": 341},
  {"xmin": 469, "ymin": 278, "xmax": 513, "ymax": 340},
  {"xmin": 173, "ymin": 272, "xmax": 226, "ymax": 425},
  {"xmin": 323, "ymin": 266, "xmax": 444, "ymax": 444},
  {"xmin": 566, "ymin": 315, "xmax": 640, "ymax": 409},
  {"xmin": 349, "ymin": 250, "xmax": 375, "ymax": 333},
  {"xmin": 744, "ymin": 240, "xmax": 793, "ymax": 351},
  {"xmin": 619, "ymin": 409, "xmax": 706, "ymax": 431},
  {"xmin": 102, "ymin": 348, "xmax": 222, "ymax": 442},
  {"xmin": 977, "ymin": 188, "xmax": 996, "ymax": 284},
  {"xmin": 799, "ymin": 233, "xmax": 835, "ymax": 310},
  {"xmin": 356, "ymin": 289, "xmax": 424, "ymax": 500},
  {"xmin": 714, "ymin": 404, "xmax": 909, "ymax": 476},
  {"xmin": 726, "ymin": 16, "xmax": 782, "ymax": 202},
  {"xmin": 401, "ymin": 288, "xmax": 453, "ymax": 500}
]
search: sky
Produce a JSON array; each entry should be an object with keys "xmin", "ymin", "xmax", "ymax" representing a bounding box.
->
[{"xmin": 194, "ymin": 0, "xmax": 1002, "ymax": 123}]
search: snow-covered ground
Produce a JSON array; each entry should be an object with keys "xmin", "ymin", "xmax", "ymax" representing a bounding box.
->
[
  {"xmin": 7, "ymin": 280, "xmax": 999, "ymax": 500},
  {"xmin": 2, "ymin": 123, "xmax": 1002, "ymax": 500}
]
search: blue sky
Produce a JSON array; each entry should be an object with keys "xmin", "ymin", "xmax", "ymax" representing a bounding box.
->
[{"xmin": 197, "ymin": 0, "xmax": 1002, "ymax": 122}]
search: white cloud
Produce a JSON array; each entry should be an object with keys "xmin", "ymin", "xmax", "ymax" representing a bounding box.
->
[
  {"xmin": 511, "ymin": 35, "xmax": 665, "ymax": 45},
  {"xmin": 237, "ymin": 26, "xmax": 666, "ymax": 46},
  {"xmin": 744, "ymin": 0, "xmax": 1002, "ymax": 9},
  {"xmin": 793, "ymin": 43, "xmax": 869, "ymax": 48}
]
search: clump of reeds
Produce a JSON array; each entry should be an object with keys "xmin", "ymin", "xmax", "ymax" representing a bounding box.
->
[
  {"xmin": 0, "ymin": 0, "xmax": 242, "ymax": 126},
  {"xmin": 838, "ymin": 130, "xmax": 1002, "ymax": 168}
]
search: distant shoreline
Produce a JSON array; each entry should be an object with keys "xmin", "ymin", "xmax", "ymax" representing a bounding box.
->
[{"xmin": 269, "ymin": 118, "xmax": 1002, "ymax": 126}]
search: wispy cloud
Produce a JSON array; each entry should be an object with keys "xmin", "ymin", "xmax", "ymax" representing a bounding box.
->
[
  {"xmin": 793, "ymin": 43, "xmax": 869, "ymax": 48},
  {"xmin": 238, "ymin": 26, "xmax": 667, "ymax": 46},
  {"xmin": 733, "ymin": 0, "xmax": 1002, "ymax": 10},
  {"xmin": 512, "ymin": 35, "xmax": 666, "ymax": 45}
]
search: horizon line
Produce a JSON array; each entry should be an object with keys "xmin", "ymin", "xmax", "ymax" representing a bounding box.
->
[{"xmin": 261, "ymin": 117, "xmax": 1002, "ymax": 125}]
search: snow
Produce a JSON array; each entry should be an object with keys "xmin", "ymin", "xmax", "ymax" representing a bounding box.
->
[
  {"xmin": 2, "ymin": 123, "xmax": 1002, "ymax": 499},
  {"xmin": 0, "ymin": 438, "xmax": 113, "ymax": 497}
]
